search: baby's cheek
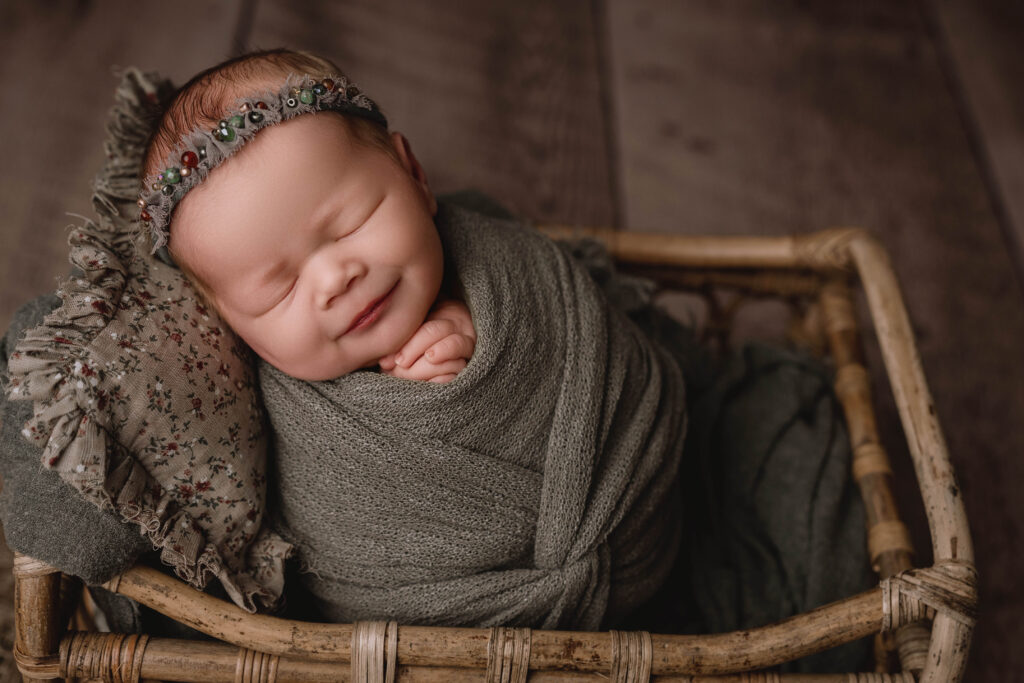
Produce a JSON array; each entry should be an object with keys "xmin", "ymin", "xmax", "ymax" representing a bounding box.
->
[{"xmin": 242, "ymin": 319, "xmax": 311, "ymax": 368}]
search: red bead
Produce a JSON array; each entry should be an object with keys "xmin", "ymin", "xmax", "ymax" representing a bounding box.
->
[
  {"xmin": 140, "ymin": 209, "xmax": 152, "ymax": 222},
  {"xmin": 255, "ymin": 101, "xmax": 268, "ymax": 109},
  {"xmin": 323, "ymin": 78, "xmax": 335, "ymax": 91},
  {"xmin": 180, "ymin": 151, "xmax": 199, "ymax": 168}
]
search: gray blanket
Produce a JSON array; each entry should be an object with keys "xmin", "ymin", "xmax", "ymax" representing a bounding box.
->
[
  {"xmin": 260, "ymin": 202, "xmax": 689, "ymax": 629},
  {"xmin": 629, "ymin": 343, "xmax": 872, "ymax": 672}
]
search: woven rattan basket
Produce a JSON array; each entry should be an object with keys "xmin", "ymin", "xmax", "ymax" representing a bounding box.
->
[{"xmin": 11, "ymin": 226, "xmax": 976, "ymax": 682}]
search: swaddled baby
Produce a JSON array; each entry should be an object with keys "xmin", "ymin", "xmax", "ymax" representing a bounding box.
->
[{"xmin": 144, "ymin": 48, "xmax": 687, "ymax": 629}]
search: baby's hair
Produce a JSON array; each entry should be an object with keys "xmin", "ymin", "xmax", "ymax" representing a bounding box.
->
[{"xmin": 142, "ymin": 47, "xmax": 395, "ymax": 181}]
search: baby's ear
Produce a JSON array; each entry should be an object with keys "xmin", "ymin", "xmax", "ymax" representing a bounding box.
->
[{"xmin": 390, "ymin": 131, "xmax": 437, "ymax": 216}]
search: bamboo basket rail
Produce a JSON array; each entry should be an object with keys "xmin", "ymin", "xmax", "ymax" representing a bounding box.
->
[{"xmin": 9, "ymin": 227, "xmax": 976, "ymax": 683}]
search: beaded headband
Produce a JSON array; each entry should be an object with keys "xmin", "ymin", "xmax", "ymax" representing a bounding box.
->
[{"xmin": 138, "ymin": 73, "xmax": 387, "ymax": 256}]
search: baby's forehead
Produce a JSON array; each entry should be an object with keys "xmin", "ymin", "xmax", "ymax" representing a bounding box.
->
[
  {"xmin": 171, "ymin": 114, "xmax": 379, "ymax": 250},
  {"xmin": 215, "ymin": 112, "xmax": 361, "ymax": 173}
]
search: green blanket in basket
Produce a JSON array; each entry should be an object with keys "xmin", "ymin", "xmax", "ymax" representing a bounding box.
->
[{"xmin": 260, "ymin": 200, "xmax": 689, "ymax": 630}]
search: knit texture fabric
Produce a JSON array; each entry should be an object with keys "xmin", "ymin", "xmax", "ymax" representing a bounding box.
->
[{"xmin": 260, "ymin": 201, "xmax": 688, "ymax": 629}]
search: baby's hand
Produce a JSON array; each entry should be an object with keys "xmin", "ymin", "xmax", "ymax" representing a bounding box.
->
[{"xmin": 378, "ymin": 298, "xmax": 476, "ymax": 383}]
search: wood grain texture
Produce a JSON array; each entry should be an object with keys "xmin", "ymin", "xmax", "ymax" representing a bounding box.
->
[
  {"xmin": 930, "ymin": 0, "xmax": 1024, "ymax": 281},
  {"xmin": 246, "ymin": 0, "xmax": 617, "ymax": 227},
  {"xmin": 106, "ymin": 564, "xmax": 885, "ymax": 675},
  {"xmin": 605, "ymin": 1, "xmax": 1023, "ymax": 679},
  {"xmin": 0, "ymin": 0, "xmax": 244, "ymax": 333}
]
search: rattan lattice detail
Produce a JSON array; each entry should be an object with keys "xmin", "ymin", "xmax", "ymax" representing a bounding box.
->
[
  {"xmin": 608, "ymin": 629, "xmax": 652, "ymax": 682},
  {"xmin": 881, "ymin": 561, "xmax": 978, "ymax": 633},
  {"xmin": 893, "ymin": 622, "xmax": 931, "ymax": 673},
  {"xmin": 794, "ymin": 228, "xmax": 862, "ymax": 271},
  {"xmin": 59, "ymin": 631, "xmax": 149, "ymax": 682},
  {"xmin": 869, "ymin": 521, "xmax": 915, "ymax": 565},
  {"xmin": 12, "ymin": 554, "xmax": 58, "ymax": 578},
  {"xmin": 853, "ymin": 443, "xmax": 894, "ymax": 481},
  {"xmin": 351, "ymin": 620, "xmax": 398, "ymax": 683},
  {"xmin": 485, "ymin": 626, "xmax": 531, "ymax": 683},
  {"xmin": 235, "ymin": 647, "xmax": 280, "ymax": 683}
]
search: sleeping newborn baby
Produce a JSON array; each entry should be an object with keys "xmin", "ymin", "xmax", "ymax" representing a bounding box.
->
[
  {"xmin": 146, "ymin": 56, "xmax": 475, "ymax": 385},
  {"xmin": 142, "ymin": 48, "xmax": 687, "ymax": 629}
]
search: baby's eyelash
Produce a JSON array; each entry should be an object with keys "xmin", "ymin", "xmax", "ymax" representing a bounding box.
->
[{"xmin": 273, "ymin": 277, "xmax": 297, "ymax": 306}]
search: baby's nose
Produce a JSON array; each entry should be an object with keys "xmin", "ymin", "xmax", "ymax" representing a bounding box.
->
[{"xmin": 314, "ymin": 259, "xmax": 367, "ymax": 309}]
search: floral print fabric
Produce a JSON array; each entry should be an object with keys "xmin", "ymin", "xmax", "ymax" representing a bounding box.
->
[{"xmin": 5, "ymin": 223, "xmax": 291, "ymax": 611}]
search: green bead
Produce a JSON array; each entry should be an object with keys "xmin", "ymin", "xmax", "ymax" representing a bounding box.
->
[
  {"xmin": 163, "ymin": 167, "xmax": 181, "ymax": 184},
  {"xmin": 228, "ymin": 114, "xmax": 245, "ymax": 128},
  {"xmin": 216, "ymin": 126, "xmax": 236, "ymax": 142},
  {"xmin": 299, "ymin": 89, "xmax": 315, "ymax": 105}
]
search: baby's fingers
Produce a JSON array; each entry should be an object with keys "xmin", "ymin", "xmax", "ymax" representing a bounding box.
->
[
  {"xmin": 403, "ymin": 356, "xmax": 467, "ymax": 382},
  {"xmin": 394, "ymin": 319, "xmax": 457, "ymax": 368},
  {"xmin": 378, "ymin": 354, "xmax": 397, "ymax": 370},
  {"xmin": 424, "ymin": 333, "xmax": 475, "ymax": 364}
]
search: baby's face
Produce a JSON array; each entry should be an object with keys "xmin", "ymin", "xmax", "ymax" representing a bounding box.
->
[{"xmin": 171, "ymin": 114, "xmax": 443, "ymax": 380}]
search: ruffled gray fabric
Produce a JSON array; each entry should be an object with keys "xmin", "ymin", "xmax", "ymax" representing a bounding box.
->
[
  {"xmin": 261, "ymin": 201, "xmax": 688, "ymax": 629},
  {"xmin": 3, "ymin": 68, "xmax": 292, "ymax": 611},
  {"xmin": 0, "ymin": 295, "xmax": 152, "ymax": 584}
]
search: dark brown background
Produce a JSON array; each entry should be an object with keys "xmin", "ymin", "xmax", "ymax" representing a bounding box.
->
[{"xmin": 1, "ymin": 0, "xmax": 1021, "ymax": 679}]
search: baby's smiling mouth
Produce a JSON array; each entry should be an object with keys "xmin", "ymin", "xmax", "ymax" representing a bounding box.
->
[{"xmin": 344, "ymin": 282, "xmax": 398, "ymax": 335}]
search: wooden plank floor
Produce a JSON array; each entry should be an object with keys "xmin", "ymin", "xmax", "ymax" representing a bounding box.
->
[
  {"xmin": 247, "ymin": 0, "xmax": 618, "ymax": 226},
  {"xmin": 932, "ymin": 0, "xmax": 1024, "ymax": 283},
  {"xmin": 1, "ymin": 1, "xmax": 1021, "ymax": 679}
]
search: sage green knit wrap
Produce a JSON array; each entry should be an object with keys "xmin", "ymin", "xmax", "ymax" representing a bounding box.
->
[{"xmin": 259, "ymin": 202, "xmax": 687, "ymax": 629}]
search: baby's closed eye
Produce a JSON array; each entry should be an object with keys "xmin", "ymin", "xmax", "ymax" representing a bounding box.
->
[{"xmin": 268, "ymin": 276, "xmax": 298, "ymax": 308}]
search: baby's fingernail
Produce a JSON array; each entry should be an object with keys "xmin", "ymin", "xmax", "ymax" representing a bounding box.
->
[{"xmin": 395, "ymin": 353, "xmax": 405, "ymax": 365}]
